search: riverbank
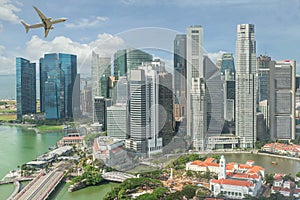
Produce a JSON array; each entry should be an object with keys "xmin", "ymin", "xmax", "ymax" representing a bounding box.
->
[
  {"xmin": 209, "ymin": 149, "xmax": 300, "ymax": 162},
  {"xmin": 257, "ymin": 151, "xmax": 300, "ymax": 162},
  {"xmin": 1, "ymin": 122, "xmax": 63, "ymax": 133}
]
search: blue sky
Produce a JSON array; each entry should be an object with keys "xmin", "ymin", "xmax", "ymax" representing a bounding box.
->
[{"xmin": 0, "ymin": 0, "xmax": 300, "ymax": 75}]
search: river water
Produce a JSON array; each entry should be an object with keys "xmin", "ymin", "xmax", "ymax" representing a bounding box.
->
[
  {"xmin": 0, "ymin": 125, "xmax": 300, "ymax": 199},
  {"xmin": 0, "ymin": 125, "xmax": 118, "ymax": 200}
]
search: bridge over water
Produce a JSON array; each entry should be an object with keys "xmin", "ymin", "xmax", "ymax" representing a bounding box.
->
[{"xmin": 14, "ymin": 169, "xmax": 64, "ymax": 200}]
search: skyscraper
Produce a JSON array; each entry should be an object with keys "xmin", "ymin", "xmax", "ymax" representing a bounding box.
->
[
  {"xmin": 174, "ymin": 34, "xmax": 187, "ymax": 135},
  {"xmin": 220, "ymin": 53, "xmax": 235, "ymax": 125},
  {"xmin": 93, "ymin": 96, "xmax": 106, "ymax": 130},
  {"xmin": 257, "ymin": 55, "xmax": 272, "ymax": 102},
  {"xmin": 126, "ymin": 62, "xmax": 165, "ymax": 156},
  {"xmin": 44, "ymin": 69, "xmax": 65, "ymax": 119},
  {"xmin": 159, "ymin": 72, "xmax": 174, "ymax": 146},
  {"xmin": 16, "ymin": 57, "xmax": 36, "ymax": 120},
  {"xmin": 107, "ymin": 104, "xmax": 127, "ymax": 139},
  {"xmin": 257, "ymin": 55, "xmax": 273, "ymax": 140},
  {"xmin": 113, "ymin": 48, "xmax": 153, "ymax": 80},
  {"xmin": 204, "ymin": 56, "xmax": 224, "ymax": 137},
  {"xmin": 235, "ymin": 24, "xmax": 257, "ymax": 148},
  {"xmin": 220, "ymin": 53, "xmax": 235, "ymax": 75},
  {"xmin": 269, "ymin": 60, "xmax": 295, "ymax": 140},
  {"xmin": 40, "ymin": 53, "xmax": 79, "ymax": 119},
  {"xmin": 91, "ymin": 52, "xmax": 111, "ymax": 99},
  {"xmin": 186, "ymin": 25, "xmax": 206, "ymax": 151},
  {"xmin": 40, "ymin": 53, "xmax": 59, "ymax": 113},
  {"xmin": 113, "ymin": 49, "xmax": 126, "ymax": 79},
  {"xmin": 127, "ymin": 69, "xmax": 147, "ymax": 154}
]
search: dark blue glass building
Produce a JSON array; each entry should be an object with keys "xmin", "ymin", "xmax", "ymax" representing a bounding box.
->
[
  {"xmin": 40, "ymin": 53, "xmax": 79, "ymax": 119},
  {"xmin": 16, "ymin": 57, "xmax": 36, "ymax": 120},
  {"xmin": 45, "ymin": 69, "xmax": 65, "ymax": 119}
]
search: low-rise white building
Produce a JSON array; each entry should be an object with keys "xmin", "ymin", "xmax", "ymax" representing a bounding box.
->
[
  {"xmin": 93, "ymin": 136, "xmax": 127, "ymax": 167},
  {"xmin": 209, "ymin": 155, "xmax": 262, "ymax": 199}
]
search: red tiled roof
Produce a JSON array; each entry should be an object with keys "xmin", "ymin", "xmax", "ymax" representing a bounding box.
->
[
  {"xmin": 211, "ymin": 178, "xmax": 254, "ymax": 187},
  {"xmin": 204, "ymin": 157, "xmax": 216, "ymax": 163},
  {"xmin": 62, "ymin": 136, "xmax": 84, "ymax": 140}
]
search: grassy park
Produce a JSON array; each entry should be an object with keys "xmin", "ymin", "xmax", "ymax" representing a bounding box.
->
[{"xmin": 0, "ymin": 114, "xmax": 16, "ymax": 122}]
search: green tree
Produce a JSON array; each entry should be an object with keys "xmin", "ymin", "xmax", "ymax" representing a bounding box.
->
[
  {"xmin": 181, "ymin": 185, "xmax": 197, "ymax": 199},
  {"xmin": 186, "ymin": 170, "xmax": 194, "ymax": 177},
  {"xmin": 265, "ymin": 173, "xmax": 275, "ymax": 185}
]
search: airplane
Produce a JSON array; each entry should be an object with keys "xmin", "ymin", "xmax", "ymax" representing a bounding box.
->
[{"xmin": 21, "ymin": 6, "xmax": 67, "ymax": 37}]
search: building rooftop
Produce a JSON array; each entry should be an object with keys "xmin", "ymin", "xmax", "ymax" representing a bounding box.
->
[
  {"xmin": 49, "ymin": 146, "xmax": 72, "ymax": 156},
  {"xmin": 211, "ymin": 178, "xmax": 254, "ymax": 187}
]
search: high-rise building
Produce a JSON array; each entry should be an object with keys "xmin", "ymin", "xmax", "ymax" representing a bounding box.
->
[
  {"xmin": 220, "ymin": 53, "xmax": 235, "ymax": 125},
  {"xmin": 174, "ymin": 34, "xmax": 187, "ymax": 135},
  {"xmin": 44, "ymin": 69, "xmax": 65, "ymax": 119},
  {"xmin": 186, "ymin": 25, "xmax": 206, "ymax": 151},
  {"xmin": 220, "ymin": 53, "xmax": 235, "ymax": 75},
  {"xmin": 40, "ymin": 53, "xmax": 59, "ymax": 113},
  {"xmin": 93, "ymin": 96, "xmax": 106, "ymax": 130},
  {"xmin": 59, "ymin": 53, "xmax": 79, "ymax": 118},
  {"xmin": 91, "ymin": 52, "xmax": 111, "ymax": 99},
  {"xmin": 80, "ymin": 79, "xmax": 93, "ymax": 116},
  {"xmin": 256, "ymin": 55, "xmax": 273, "ymax": 140},
  {"xmin": 204, "ymin": 56, "xmax": 224, "ymax": 137},
  {"xmin": 126, "ymin": 69, "xmax": 147, "ymax": 154},
  {"xmin": 40, "ymin": 53, "xmax": 79, "ymax": 119},
  {"xmin": 159, "ymin": 72, "xmax": 174, "ymax": 146},
  {"xmin": 115, "ymin": 76, "xmax": 128, "ymax": 105},
  {"xmin": 113, "ymin": 48, "xmax": 153, "ymax": 80},
  {"xmin": 107, "ymin": 104, "xmax": 127, "ymax": 139},
  {"xmin": 235, "ymin": 24, "xmax": 257, "ymax": 148},
  {"xmin": 113, "ymin": 49, "xmax": 127, "ymax": 79},
  {"xmin": 257, "ymin": 55, "xmax": 272, "ymax": 102},
  {"xmin": 224, "ymin": 73, "xmax": 235, "ymax": 122},
  {"xmin": 269, "ymin": 60, "xmax": 295, "ymax": 140},
  {"xmin": 16, "ymin": 57, "xmax": 36, "ymax": 120},
  {"xmin": 126, "ymin": 63, "xmax": 165, "ymax": 156}
]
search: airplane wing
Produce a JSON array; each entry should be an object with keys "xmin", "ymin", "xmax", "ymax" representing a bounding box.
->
[{"xmin": 33, "ymin": 6, "xmax": 47, "ymax": 24}]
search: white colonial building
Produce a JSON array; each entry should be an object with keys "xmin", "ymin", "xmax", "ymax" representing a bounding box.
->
[{"xmin": 209, "ymin": 155, "xmax": 263, "ymax": 199}]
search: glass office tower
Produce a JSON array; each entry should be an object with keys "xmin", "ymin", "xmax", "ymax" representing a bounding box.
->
[
  {"xmin": 40, "ymin": 53, "xmax": 78, "ymax": 119},
  {"xmin": 16, "ymin": 57, "xmax": 36, "ymax": 120}
]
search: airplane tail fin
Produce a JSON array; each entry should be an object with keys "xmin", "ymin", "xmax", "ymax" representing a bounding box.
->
[{"xmin": 21, "ymin": 21, "xmax": 30, "ymax": 33}]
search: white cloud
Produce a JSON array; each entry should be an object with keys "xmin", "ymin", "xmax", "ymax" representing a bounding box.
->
[
  {"xmin": 119, "ymin": 0, "xmax": 261, "ymax": 7},
  {"xmin": 206, "ymin": 50, "xmax": 227, "ymax": 64},
  {"xmin": 0, "ymin": 0, "xmax": 21, "ymax": 23},
  {"xmin": 0, "ymin": 45, "xmax": 15, "ymax": 74},
  {"xmin": 24, "ymin": 33, "xmax": 124, "ymax": 75},
  {"xmin": 0, "ymin": 23, "xmax": 3, "ymax": 32},
  {"xmin": 65, "ymin": 16, "xmax": 108, "ymax": 29}
]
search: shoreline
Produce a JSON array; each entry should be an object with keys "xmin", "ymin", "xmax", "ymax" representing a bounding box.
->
[
  {"xmin": 1, "ymin": 123, "xmax": 63, "ymax": 134},
  {"xmin": 256, "ymin": 151, "xmax": 300, "ymax": 162},
  {"xmin": 208, "ymin": 149, "xmax": 300, "ymax": 162}
]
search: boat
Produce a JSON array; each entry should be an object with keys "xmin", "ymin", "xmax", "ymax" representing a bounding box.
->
[{"xmin": 271, "ymin": 161, "xmax": 278, "ymax": 165}]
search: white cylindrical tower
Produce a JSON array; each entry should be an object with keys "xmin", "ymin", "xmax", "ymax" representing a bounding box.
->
[{"xmin": 218, "ymin": 155, "xmax": 226, "ymax": 180}]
